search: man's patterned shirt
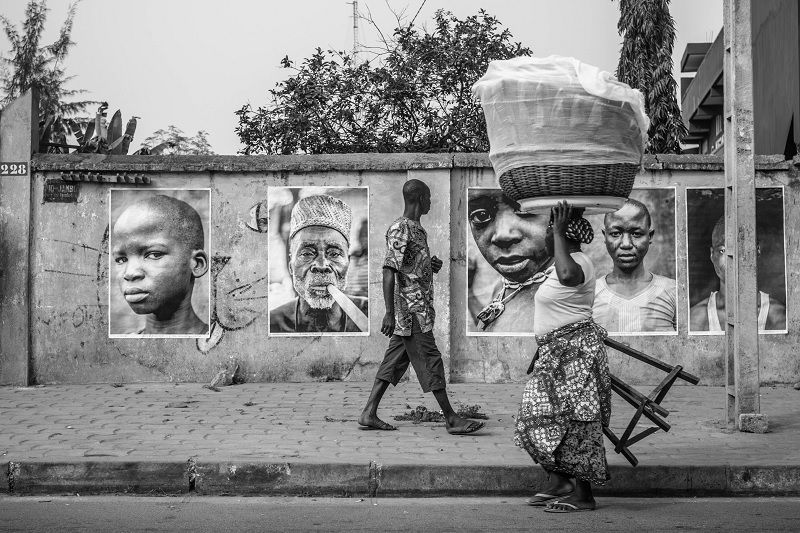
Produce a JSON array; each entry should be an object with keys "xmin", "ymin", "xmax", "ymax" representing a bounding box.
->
[{"xmin": 383, "ymin": 216, "xmax": 435, "ymax": 336}]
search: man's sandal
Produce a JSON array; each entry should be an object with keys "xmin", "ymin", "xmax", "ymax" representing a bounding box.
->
[{"xmin": 446, "ymin": 421, "xmax": 485, "ymax": 435}]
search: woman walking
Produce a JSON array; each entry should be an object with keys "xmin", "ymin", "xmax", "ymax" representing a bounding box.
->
[{"xmin": 514, "ymin": 201, "xmax": 611, "ymax": 513}]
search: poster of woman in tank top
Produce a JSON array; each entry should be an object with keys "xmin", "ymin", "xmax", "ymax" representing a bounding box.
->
[{"xmin": 686, "ymin": 187, "xmax": 787, "ymax": 335}]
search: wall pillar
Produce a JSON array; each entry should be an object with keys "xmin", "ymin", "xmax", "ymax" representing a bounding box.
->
[
  {"xmin": 0, "ymin": 89, "xmax": 37, "ymax": 385},
  {"xmin": 723, "ymin": 0, "xmax": 764, "ymax": 431}
]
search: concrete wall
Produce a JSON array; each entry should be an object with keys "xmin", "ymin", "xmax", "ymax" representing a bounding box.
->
[
  {"xmin": 26, "ymin": 155, "xmax": 454, "ymax": 386},
  {"xmin": 0, "ymin": 89, "xmax": 36, "ymax": 385},
  {"xmin": 11, "ymin": 153, "xmax": 797, "ymax": 387}
]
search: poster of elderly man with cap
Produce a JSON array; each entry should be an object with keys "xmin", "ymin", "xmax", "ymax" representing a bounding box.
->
[{"xmin": 268, "ymin": 187, "xmax": 369, "ymax": 335}]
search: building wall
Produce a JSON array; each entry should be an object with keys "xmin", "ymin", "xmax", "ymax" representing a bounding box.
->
[
  {"xmin": 10, "ymin": 153, "xmax": 797, "ymax": 387},
  {"xmin": 681, "ymin": 1, "xmax": 800, "ymax": 156},
  {"xmin": 752, "ymin": 0, "xmax": 800, "ymax": 155}
]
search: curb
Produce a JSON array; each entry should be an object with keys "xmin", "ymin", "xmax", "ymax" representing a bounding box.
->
[
  {"xmin": 5, "ymin": 460, "xmax": 800, "ymax": 497},
  {"xmin": 6, "ymin": 460, "xmax": 187, "ymax": 496}
]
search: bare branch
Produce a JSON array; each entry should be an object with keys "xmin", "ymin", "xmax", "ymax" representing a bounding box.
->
[{"xmin": 409, "ymin": 0, "xmax": 427, "ymax": 27}]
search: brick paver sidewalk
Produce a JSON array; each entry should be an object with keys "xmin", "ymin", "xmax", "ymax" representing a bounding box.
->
[{"xmin": 2, "ymin": 383, "xmax": 799, "ymax": 495}]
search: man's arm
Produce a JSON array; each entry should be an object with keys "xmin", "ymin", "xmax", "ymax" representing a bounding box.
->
[
  {"xmin": 382, "ymin": 220, "xmax": 411, "ymax": 337},
  {"xmin": 381, "ymin": 267, "xmax": 396, "ymax": 336}
]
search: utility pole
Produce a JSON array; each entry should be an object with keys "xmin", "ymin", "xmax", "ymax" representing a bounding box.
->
[{"xmin": 723, "ymin": 0, "xmax": 766, "ymax": 433}]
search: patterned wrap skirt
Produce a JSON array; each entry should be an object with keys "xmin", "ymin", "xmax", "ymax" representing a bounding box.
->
[{"xmin": 514, "ymin": 318, "xmax": 611, "ymax": 485}]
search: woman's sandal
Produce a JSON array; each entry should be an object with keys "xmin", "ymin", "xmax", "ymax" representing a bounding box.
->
[
  {"xmin": 526, "ymin": 490, "xmax": 573, "ymax": 506},
  {"xmin": 543, "ymin": 501, "xmax": 596, "ymax": 513}
]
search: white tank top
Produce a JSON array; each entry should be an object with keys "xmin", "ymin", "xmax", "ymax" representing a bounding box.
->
[
  {"xmin": 707, "ymin": 290, "xmax": 769, "ymax": 331},
  {"xmin": 533, "ymin": 252, "xmax": 595, "ymax": 336}
]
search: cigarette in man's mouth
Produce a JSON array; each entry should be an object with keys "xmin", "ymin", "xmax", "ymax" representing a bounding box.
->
[{"xmin": 326, "ymin": 284, "xmax": 369, "ymax": 332}]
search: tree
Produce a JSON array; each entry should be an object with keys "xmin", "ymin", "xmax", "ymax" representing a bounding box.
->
[
  {"xmin": 140, "ymin": 125, "xmax": 215, "ymax": 155},
  {"xmin": 615, "ymin": 0, "xmax": 687, "ymax": 154},
  {"xmin": 235, "ymin": 9, "xmax": 531, "ymax": 155},
  {"xmin": 0, "ymin": 0, "xmax": 93, "ymax": 119}
]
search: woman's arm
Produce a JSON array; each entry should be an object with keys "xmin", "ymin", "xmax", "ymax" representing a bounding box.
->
[{"xmin": 551, "ymin": 201, "xmax": 584, "ymax": 287}]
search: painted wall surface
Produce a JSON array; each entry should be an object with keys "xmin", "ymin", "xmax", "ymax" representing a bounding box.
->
[
  {"xmin": 15, "ymin": 154, "xmax": 800, "ymax": 386},
  {"xmin": 28, "ymin": 166, "xmax": 452, "ymax": 385}
]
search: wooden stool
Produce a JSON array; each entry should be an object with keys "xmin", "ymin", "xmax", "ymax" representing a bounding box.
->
[{"xmin": 602, "ymin": 338, "xmax": 700, "ymax": 466}]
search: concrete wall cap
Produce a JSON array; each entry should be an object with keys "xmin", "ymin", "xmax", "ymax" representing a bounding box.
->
[{"xmin": 31, "ymin": 152, "xmax": 793, "ymax": 174}]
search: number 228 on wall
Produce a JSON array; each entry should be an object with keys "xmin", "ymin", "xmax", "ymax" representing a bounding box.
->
[{"xmin": 0, "ymin": 162, "xmax": 28, "ymax": 176}]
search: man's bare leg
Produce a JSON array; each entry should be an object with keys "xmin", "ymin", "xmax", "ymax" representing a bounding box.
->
[
  {"xmin": 432, "ymin": 389, "xmax": 484, "ymax": 434},
  {"xmin": 358, "ymin": 379, "xmax": 397, "ymax": 430}
]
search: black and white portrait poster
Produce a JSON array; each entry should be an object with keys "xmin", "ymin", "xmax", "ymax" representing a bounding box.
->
[
  {"xmin": 584, "ymin": 188, "xmax": 678, "ymax": 335},
  {"xmin": 268, "ymin": 186, "xmax": 369, "ymax": 336},
  {"xmin": 466, "ymin": 187, "xmax": 550, "ymax": 336},
  {"xmin": 686, "ymin": 187, "xmax": 787, "ymax": 335},
  {"xmin": 108, "ymin": 188, "xmax": 211, "ymax": 338},
  {"xmin": 466, "ymin": 187, "xmax": 677, "ymax": 336}
]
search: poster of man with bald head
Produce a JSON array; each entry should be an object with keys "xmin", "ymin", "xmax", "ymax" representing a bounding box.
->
[
  {"xmin": 109, "ymin": 189, "xmax": 211, "ymax": 337},
  {"xmin": 584, "ymin": 188, "xmax": 678, "ymax": 335},
  {"xmin": 686, "ymin": 187, "xmax": 787, "ymax": 334}
]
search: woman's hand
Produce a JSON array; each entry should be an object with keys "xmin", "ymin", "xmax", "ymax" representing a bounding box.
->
[
  {"xmin": 430, "ymin": 255, "xmax": 443, "ymax": 274},
  {"xmin": 551, "ymin": 200, "xmax": 572, "ymax": 237}
]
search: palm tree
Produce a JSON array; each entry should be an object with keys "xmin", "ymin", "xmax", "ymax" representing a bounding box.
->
[{"xmin": 615, "ymin": 0, "xmax": 687, "ymax": 154}]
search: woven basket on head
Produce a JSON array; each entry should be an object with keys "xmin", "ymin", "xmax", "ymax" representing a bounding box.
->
[{"xmin": 498, "ymin": 163, "xmax": 639, "ymax": 203}]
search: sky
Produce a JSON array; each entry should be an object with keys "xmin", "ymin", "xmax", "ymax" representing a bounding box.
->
[{"xmin": 1, "ymin": 0, "xmax": 723, "ymax": 155}]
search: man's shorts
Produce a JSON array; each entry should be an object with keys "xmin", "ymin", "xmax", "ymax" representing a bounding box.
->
[{"xmin": 374, "ymin": 318, "xmax": 446, "ymax": 393}]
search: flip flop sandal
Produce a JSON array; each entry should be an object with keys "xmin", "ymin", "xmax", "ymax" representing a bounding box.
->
[
  {"xmin": 358, "ymin": 421, "xmax": 397, "ymax": 431},
  {"xmin": 543, "ymin": 502, "xmax": 596, "ymax": 513},
  {"xmin": 526, "ymin": 491, "xmax": 574, "ymax": 506},
  {"xmin": 446, "ymin": 421, "xmax": 485, "ymax": 435}
]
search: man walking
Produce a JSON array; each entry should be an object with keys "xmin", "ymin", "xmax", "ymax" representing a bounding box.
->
[{"xmin": 358, "ymin": 179, "xmax": 485, "ymax": 434}]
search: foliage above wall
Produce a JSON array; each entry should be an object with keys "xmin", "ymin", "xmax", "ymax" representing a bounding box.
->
[
  {"xmin": 139, "ymin": 125, "xmax": 215, "ymax": 156},
  {"xmin": 234, "ymin": 9, "xmax": 531, "ymax": 155},
  {"xmin": 40, "ymin": 102, "xmax": 140, "ymax": 155}
]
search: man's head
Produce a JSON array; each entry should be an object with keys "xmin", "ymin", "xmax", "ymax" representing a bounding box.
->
[
  {"xmin": 468, "ymin": 189, "xmax": 550, "ymax": 283},
  {"xmin": 602, "ymin": 198, "xmax": 654, "ymax": 274},
  {"xmin": 710, "ymin": 215, "xmax": 726, "ymax": 283},
  {"xmin": 403, "ymin": 179, "xmax": 431, "ymax": 215},
  {"xmin": 111, "ymin": 194, "xmax": 208, "ymax": 318},
  {"xmin": 288, "ymin": 194, "xmax": 352, "ymax": 309}
]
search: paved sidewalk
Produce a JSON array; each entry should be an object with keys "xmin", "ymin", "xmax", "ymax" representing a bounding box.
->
[{"xmin": 2, "ymin": 383, "xmax": 799, "ymax": 496}]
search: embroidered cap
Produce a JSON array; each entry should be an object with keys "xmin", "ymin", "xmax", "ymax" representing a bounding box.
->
[{"xmin": 290, "ymin": 194, "xmax": 352, "ymax": 244}]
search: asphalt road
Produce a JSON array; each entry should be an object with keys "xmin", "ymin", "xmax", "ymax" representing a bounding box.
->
[{"xmin": 2, "ymin": 496, "xmax": 799, "ymax": 532}]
